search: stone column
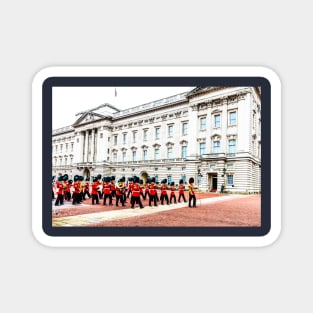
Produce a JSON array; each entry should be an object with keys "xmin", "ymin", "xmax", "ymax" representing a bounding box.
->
[
  {"xmin": 90, "ymin": 128, "xmax": 95, "ymax": 162},
  {"xmin": 84, "ymin": 130, "xmax": 89, "ymax": 162}
]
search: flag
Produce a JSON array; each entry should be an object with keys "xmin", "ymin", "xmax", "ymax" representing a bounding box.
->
[{"xmin": 115, "ymin": 88, "xmax": 117, "ymax": 97}]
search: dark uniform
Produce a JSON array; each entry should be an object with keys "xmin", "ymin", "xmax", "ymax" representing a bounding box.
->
[
  {"xmin": 178, "ymin": 179, "xmax": 187, "ymax": 203},
  {"xmin": 160, "ymin": 179, "xmax": 169, "ymax": 205},
  {"xmin": 169, "ymin": 181, "xmax": 177, "ymax": 204},
  {"xmin": 188, "ymin": 177, "xmax": 196, "ymax": 208},
  {"xmin": 131, "ymin": 176, "xmax": 144, "ymax": 209}
]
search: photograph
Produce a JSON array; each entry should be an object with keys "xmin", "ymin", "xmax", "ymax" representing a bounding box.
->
[{"xmin": 51, "ymin": 85, "xmax": 262, "ymax": 229}]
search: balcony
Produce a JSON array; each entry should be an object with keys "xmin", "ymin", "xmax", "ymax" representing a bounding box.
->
[{"xmin": 200, "ymin": 153, "xmax": 226, "ymax": 160}]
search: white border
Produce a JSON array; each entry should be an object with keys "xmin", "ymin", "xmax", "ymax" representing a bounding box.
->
[{"xmin": 32, "ymin": 66, "xmax": 281, "ymax": 247}]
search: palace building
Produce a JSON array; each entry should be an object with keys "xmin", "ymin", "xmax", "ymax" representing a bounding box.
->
[{"xmin": 52, "ymin": 86, "xmax": 261, "ymax": 193}]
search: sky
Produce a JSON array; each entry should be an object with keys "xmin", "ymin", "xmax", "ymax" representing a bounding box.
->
[{"xmin": 52, "ymin": 87, "xmax": 194, "ymax": 130}]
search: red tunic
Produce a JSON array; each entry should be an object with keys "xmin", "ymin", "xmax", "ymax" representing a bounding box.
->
[
  {"xmin": 132, "ymin": 184, "xmax": 140, "ymax": 197},
  {"xmin": 160, "ymin": 184, "xmax": 168, "ymax": 195},
  {"xmin": 56, "ymin": 182, "xmax": 64, "ymax": 195},
  {"xmin": 91, "ymin": 182, "xmax": 99, "ymax": 195},
  {"xmin": 103, "ymin": 182, "xmax": 111, "ymax": 195},
  {"xmin": 170, "ymin": 186, "xmax": 176, "ymax": 195},
  {"xmin": 179, "ymin": 184, "xmax": 185, "ymax": 194}
]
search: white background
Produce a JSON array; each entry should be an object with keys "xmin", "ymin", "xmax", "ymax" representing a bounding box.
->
[{"xmin": 1, "ymin": 1, "xmax": 310, "ymax": 312}]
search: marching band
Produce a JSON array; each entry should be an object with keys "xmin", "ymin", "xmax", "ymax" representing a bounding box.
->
[{"xmin": 52, "ymin": 174, "xmax": 197, "ymax": 209}]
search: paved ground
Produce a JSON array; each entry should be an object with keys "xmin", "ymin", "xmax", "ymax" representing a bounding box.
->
[{"xmin": 52, "ymin": 192, "xmax": 261, "ymax": 227}]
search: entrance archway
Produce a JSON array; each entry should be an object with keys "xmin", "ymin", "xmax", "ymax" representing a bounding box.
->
[{"xmin": 83, "ymin": 168, "xmax": 91, "ymax": 180}]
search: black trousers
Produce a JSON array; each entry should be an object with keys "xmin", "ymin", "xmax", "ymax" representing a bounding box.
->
[
  {"xmin": 189, "ymin": 194, "xmax": 196, "ymax": 207},
  {"xmin": 92, "ymin": 194, "xmax": 99, "ymax": 204},
  {"xmin": 72, "ymin": 193, "xmax": 80, "ymax": 205},
  {"xmin": 131, "ymin": 196, "xmax": 144, "ymax": 208},
  {"xmin": 148, "ymin": 194, "xmax": 158, "ymax": 206},
  {"xmin": 83, "ymin": 190, "xmax": 91, "ymax": 199},
  {"xmin": 178, "ymin": 193, "xmax": 187, "ymax": 202},
  {"xmin": 160, "ymin": 194, "xmax": 169, "ymax": 205},
  {"xmin": 55, "ymin": 194, "xmax": 64, "ymax": 206},
  {"xmin": 170, "ymin": 194, "xmax": 177, "ymax": 204},
  {"xmin": 103, "ymin": 193, "xmax": 112, "ymax": 205},
  {"xmin": 116, "ymin": 194, "xmax": 125, "ymax": 206}
]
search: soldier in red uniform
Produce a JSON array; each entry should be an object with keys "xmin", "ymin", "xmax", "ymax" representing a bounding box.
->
[
  {"xmin": 116, "ymin": 177, "xmax": 126, "ymax": 207},
  {"xmin": 178, "ymin": 179, "xmax": 187, "ymax": 203},
  {"xmin": 127, "ymin": 177, "xmax": 134, "ymax": 199},
  {"xmin": 91, "ymin": 176, "xmax": 100, "ymax": 204},
  {"xmin": 169, "ymin": 181, "xmax": 177, "ymax": 204},
  {"xmin": 54, "ymin": 175, "xmax": 65, "ymax": 206},
  {"xmin": 160, "ymin": 179, "xmax": 169, "ymax": 205},
  {"xmin": 52, "ymin": 176, "xmax": 55, "ymax": 200},
  {"xmin": 131, "ymin": 176, "xmax": 144, "ymax": 209},
  {"xmin": 103, "ymin": 176, "xmax": 113, "ymax": 206},
  {"xmin": 83, "ymin": 176, "xmax": 91, "ymax": 200},
  {"xmin": 72, "ymin": 175, "xmax": 81, "ymax": 205},
  {"xmin": 110, "ymin": 176, "xmax": 116, "ymax": 199},
  {"xmin": 148, "ymin": 177, "xmax": 158, "ymax": 207}
]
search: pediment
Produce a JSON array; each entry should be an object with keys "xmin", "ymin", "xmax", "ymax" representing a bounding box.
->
[{"xmin": 73, "ymin": 112, "xmax": 104, "ymax": 126}]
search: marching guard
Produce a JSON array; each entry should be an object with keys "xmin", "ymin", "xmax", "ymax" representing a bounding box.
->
[
  {"xmin": 188, "ymin": 177, "xmax": 197, "ymax": 208},
  {"xmin": 160, "ymin": 179, "xmax": 169, "ymax": 205},
  {"xmin": 169, "ymin": 181, "xmax": 177, "ymax": 204},
  {"xmin": 130, "ymin": 176, "xmax": 144, "ymax": 209},
  {"xmin": 148, "ymin": 177, "xmax": 158, "ymax": 207},
  {"xmin": 178, "ymin": 179, "xmax": 187, "ymax": 203},
  {"xmin": 91, "ymin": 176, "xmax": 100, "ymax": 204}
]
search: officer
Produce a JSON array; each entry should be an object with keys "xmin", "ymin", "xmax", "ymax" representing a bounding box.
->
[{"xmin": 188, "ymin": 177, "xmax": 196, "ymax": 208}]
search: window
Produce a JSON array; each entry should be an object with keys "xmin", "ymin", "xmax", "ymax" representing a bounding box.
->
[
  {"xmin": 113, "ymin": 153, "xmax": 117, "ymax": 162},
  {"xmin": 181, "ymin": 175, "xmax": 186, "ymax": 183},
  {"xmin": 55, "ymin": 145, "xmax": 58, "ymax": 153},
  {"xmin": 132, "ymin": 131, "xmax": 137, "ymax": 143},
  {"xmin": 154, "ymin": 148, "xmax": 160, "ymax": 160},
  {"xmin": 155, "ymin": 127, "xmax": 160, "ymax": 140},
  {"xmin": 198, "ymin": 175, "xmax": 202, "ymax": 185},
  {"xmin": 199, "ymin": 143, "xmax": 206, "ymax": 156},
  {"xmin": 122, "ymin": 151, "xmax": 126, "ymax": 162},
  {"xmin": 143, "ymin": 129, "xmax": 148, "ymax": 141},
  {"xmin": 213, "ymin": 114, "xmax": 221, "ymax": 128},
  {"xmin": 200, "ymin": 117, "xmax": 206, "ymax": 130},
  {"xmin": 228, "ymin": 139, "xmax": 236, "ymax": 153},
  {"xmin": 60, "ymin": 144, "xmax": 63, "ymax": 153},
  {"xmin": 167, "ymin": 147, "xmax": 173, "ymax": 159},
  {"xmin": 168, "ymin": 125, "xmax": 173, "ymax": 137},
  {"xmin": 123, "ymin": 133, "xmax": 127, "ymax": 144},
  {"xmin": 182, "ymin": 122, "xmax": 188, "ymax": 136},
  {"xmin": 132, "ymin": 151, "xmax": 136, "ymax": 161},
  {"xmin": 143, "ymin": 150, "xmax": 147, "ymax": 160},
  {"xmin": 227, "ymin": 174, "xmax": 234, "ymax": 186},
  {"xmin": 213, "ymin": 140, "xmax": 220, "ymax": 153},
  {"xmin": 155, "ymin": 175, "xmax": 159, "ymax": 183},
  {"xmin": 167, "ymin": 176, "xmax": 172, "ymax": 184},
  {"xmin": 114, "ymin": 135, "xmax": 118, "ymax": 145},
  {"xmin": 182, "ymin": 146, "xmax": 187, "ymax": 158},
  {"xmin": 65, "ymin": 143, "xmax": 68, "ymax": 153},
  {"xmin": 210, "ymin": 163, "xmax": 216, "ymax": 169},
  {"xmin": 229, "ymin": 111, "xmax": 237, "ymax": 126},
  {"xmin": 227, "ymin": 163, "xmax": 233, "ymax": 169},
  {"xmin": 71, "ymin": 143, "xmax": 74, "ymax": 152},
  {"xmin": 100, "ymin": 133, "xmax": 103, "ymax": 139}
]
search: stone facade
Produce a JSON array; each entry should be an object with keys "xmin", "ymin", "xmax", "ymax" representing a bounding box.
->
[{"xmin": 52, "ymin": 86, "xmax": 261, "ymax": 193}]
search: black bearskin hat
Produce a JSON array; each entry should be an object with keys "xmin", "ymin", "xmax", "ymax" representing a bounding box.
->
[
  {"xmin": 189, "ymin": 177, "xmax": 194, "ymax": 183},
  {"xmin": 74, "ymin": 175, "xmax": 79, "ymax": 182},
  {"xmin": 97, "ymin": 174, "xmax": 102, "ymax": 180},
  {"xmin": 93, "ymin": 176, "xmax": 98, "ymax": 182},
  {"xmin": 161, "ymin": 178, "xmax": 167, "ymax": 184},
  {"xmin": 179, "ymin": 179, "xmax": 184, "ymax": 184},
  {"xmin": 63, "ymin": 174, "xmax": 68, "ymax": 181},
  {"xmin": 170, "ymin": 181, "xmax": 175, "ymax": 186}
]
